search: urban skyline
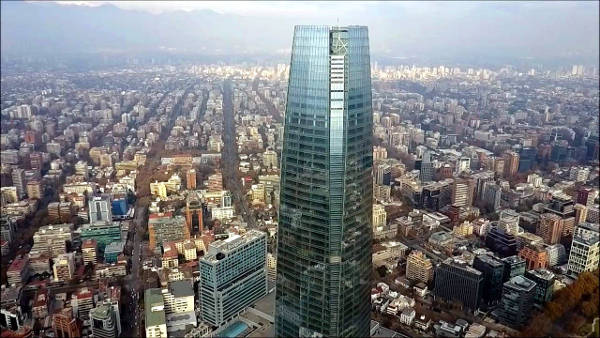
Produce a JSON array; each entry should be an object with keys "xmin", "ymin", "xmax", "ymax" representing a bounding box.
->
[{"xmin": 0, "ymin": 1, "xmax": 599, "ymax": 338}]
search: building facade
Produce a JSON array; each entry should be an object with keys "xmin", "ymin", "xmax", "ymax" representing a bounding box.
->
[
  {"xmin": 200, "ymin": 230, "xmax": 267, "ymax": 328},
  {"xmin": 498, "ymin": 276, "xmax": 536, "ymax": 328},
  {"xmin": 405, "ymin": 250, "xmax": 433, "ymax": 283},
  {"xmin": 275, "ymin": 25, "xmax": 374, "ymax": 337},
  {"xmin": 433, "ymin": 258, "xmax": 484, "ymax": 312}
]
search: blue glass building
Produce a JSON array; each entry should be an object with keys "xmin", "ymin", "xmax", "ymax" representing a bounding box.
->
[{"xmin": 275, "ymin": 25, "xmax": 373, "ymax": 337}]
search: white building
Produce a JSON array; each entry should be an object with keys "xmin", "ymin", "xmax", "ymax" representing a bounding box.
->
[
  {"xmin": 145, "ymin": 288, "xmax": 168, "ymax": 338},
  {"xmin": 400, "ymin": 308, "xmax": 416, "ymax": 325},
  {"xmin": 567, "ymin": 223, "xmax": 599, "ymax": 276}
]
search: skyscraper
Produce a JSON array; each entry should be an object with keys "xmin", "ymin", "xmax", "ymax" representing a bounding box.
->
[{"xmin": 275, "ymin": 25, "xmax": 373, "ymax": 337}]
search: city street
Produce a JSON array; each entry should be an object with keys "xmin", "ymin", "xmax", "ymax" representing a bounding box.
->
[{"xmin": 222, "ymin": 79, "xmax": 257, "ymax": 228}]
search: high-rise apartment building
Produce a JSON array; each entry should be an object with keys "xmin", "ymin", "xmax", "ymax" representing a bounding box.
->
[
  {"xmin": 71, "ymin": 288, "xmax": 94, "ymax": 321},
  {"xmin": 503, "ymin": 151, "xmax": 519, "ymax": 178},
  {"xmin": 207, "ymin": 172, "xmax": 223, "ymax": 192},
  {"xmin": 11, "ymin": 168, "xmax": 26, "ymax": 200},
  {"xmin": 186, "ymin": 169, "xmax": 197, "ymax": 190},
  {"xmin": 537, "ymin": 213, "xmax": 564, "ymax": 245},
  {"xmin": 573, "ymin": 203, "xmax": 588, "ymax": 225},
  {"xmin": 26, "ymin": 180, "xmax": 42, "ymax": 199},
  {"xmin": 82, "ymin": 239, "xmax": 97, "ymax": 266},
  {"xmin": 263, "ymin": 149, "xmax": 279, "ymax": 168},
  {"xmin": 200, "ymin": 230, "xmax": 267, "ymax": 327},
  {"xmin": 451, "ymin": 179, "xmax": 473, "ymax": 207},
  {"xmin": 405, "ymin": 250, "xmax": 433, "ymax": 283},
  {"xmin": 275, "ymin": 25, "xmax": 373, "ymax": 337}
]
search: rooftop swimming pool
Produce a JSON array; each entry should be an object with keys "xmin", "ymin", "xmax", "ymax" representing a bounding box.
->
[{"xmin": 218, "ymin": 321, "xmax": 249, "ymax": 338}]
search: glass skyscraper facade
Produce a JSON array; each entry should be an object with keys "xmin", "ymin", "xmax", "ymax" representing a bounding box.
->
[{"xmin": 275, "ymin": 25, "xmax": 373, "ymax": 337}]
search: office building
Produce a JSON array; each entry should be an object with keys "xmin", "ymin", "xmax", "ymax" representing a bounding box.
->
[
  {"xmin": 485, "ymin": 227, "xmax": 518, "ymax": 258},
  {"xmin": 472, "ymin": 254, "xmax": 504, "ymax": 306},
  {"xmin": 145, "ymin": 289, "xmax": 168, "ymax": 338},
  {"xmin": 149, "ymin": 213, "xmax": 190, "ymax": 249},
  {"xmin": 545, "ymin": 194, "xmax": 575, "ymax": 218},
  {"xmin": 537, "ymin": 213, "xmax": 563, "ymax": 245},
  {"xmin": 420, "ymin": 151, "xmax": 434, "ymax": 182},
  {"xmin": 90, "ymin": 304, "xmax": 120, "ymax": 338},
  {"xmin": 0, "ymin": 216, "xmax": 16, "ymax": 245},
  {"xmin": 89, "ymin": 195, "xmax": 112, "ymax": 225},
  {"xmin": 104, "ymin": 241, "xmax": 125, "ymax": 263},
  {"xmin": 80, "ymin": 223, "xmax": 122, "ymax": 251},
  {"xmin": 498, "ymin": 276, "xmax": 536, "ymax": 328},
  {"xmin": 405, "ymin": 250, "xmax": 433, "ymax": 283},
  {"xmin": 200, "ymin": 230, "xmax": 267, "ymax": 327},
  {"xmin": 524, "ymin": 269, "xmax": 555, "ymax": 306},
  {"xmin": 482, "ymin": 181, "xmax": 501, "ymax": 212},
  {"xmin": 275, "ymin": 25, "xmax": 374, "ymax": 338},
  {"xmin": 433, "ymin": 258, "xmax": 484, "ymax": 311},
  {"xmin": 567, "ymin": 223, "xmax": 599, "ymax": 276},
  {"xmin": 501, "ymin": 255, "xmax": 526, "ymax": 282}
]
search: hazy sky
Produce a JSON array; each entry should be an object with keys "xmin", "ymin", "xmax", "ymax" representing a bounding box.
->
[{"xmin": 2, "ymin": 1, "xmax": 599, "ymax": 64}]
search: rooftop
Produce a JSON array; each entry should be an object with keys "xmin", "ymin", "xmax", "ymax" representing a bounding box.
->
[
  {"xmin": 506, "ymin": 275, "xmax": 536, "ymax": 291},
  {"xmin": 90, "ymin": 304, "xmax": 113, "ymax": 320},
  {"xmin": 144, "ymin": 288, "xmax": 166, "ymax": 328},
  {"xmin": 526, "ymin": 269, "xmax": 556, "ymax": 281},
  {"xmin": 203, "ymin": 229, "xmax": 265, "ymax": 262},
  {"xmin": 475, "ymin": 254, "xmax": 504, "ymax": 268},
  {"xmin": 168, "ymin": 279, "xmax": 194, "ymax": 298}
]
